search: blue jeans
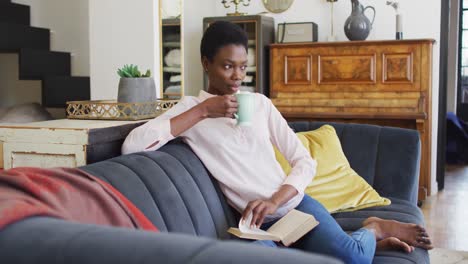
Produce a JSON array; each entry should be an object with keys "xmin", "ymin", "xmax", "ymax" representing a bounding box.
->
[{"xmin": 252, "ymin": 195, "xmax": 376, "ymax": 264}]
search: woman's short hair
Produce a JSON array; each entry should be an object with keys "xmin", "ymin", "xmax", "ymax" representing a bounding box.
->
[{"xmin": 200, "ymin": 20, "xmax": 248, "ymax": 61}]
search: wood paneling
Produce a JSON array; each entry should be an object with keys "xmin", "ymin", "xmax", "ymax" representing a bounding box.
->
[
  {"xmin": 285, "ymin": 55, "xmax": 312, "ymax": 85},
  {"xmin": 0, "ymin": 141, "xmax": 3, "ymax": 169},
  {"xmin": 383, "ymin": 53, "xmax": 413, "ymax": 83},
  {"xmin": 318, "ymin": 54, "xmax": 376, "ymax": 84},
  {"xmin": 270, "ymin": 39, "xmax": 435, "ymax": 200}
]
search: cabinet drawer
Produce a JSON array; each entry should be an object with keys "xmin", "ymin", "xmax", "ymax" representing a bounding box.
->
[
  {"xmin": 0, "ymin": 141, "xmax": 3, "ymax": 169},
  {"xmin": 3, "ymin": 142, "xmax": 86, "ymax": 169}
]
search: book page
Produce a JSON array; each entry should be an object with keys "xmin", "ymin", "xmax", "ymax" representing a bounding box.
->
[
  {"xmin": 238, "ymin": 212, "xmax": 272, "ymax": 236},
  {"xmin": 227, "ymin": 210, "xmax": 317, "ymax": 244},
  {"xmin": 227, "ymin": 212, "xmax": 281, "ymax": 241}
]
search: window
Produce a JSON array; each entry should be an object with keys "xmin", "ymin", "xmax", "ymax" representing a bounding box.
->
[{"xmin": 458, "ymin": 0, "xmax": 468, "ymax": 119}]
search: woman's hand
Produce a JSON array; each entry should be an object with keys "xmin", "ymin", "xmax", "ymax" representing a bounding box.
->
[
  {"xmin": 241, "ymin": 185, "xmax": 298, "ymax": 228},
  {"xmin": 200, "ymin": 95, "xmax": 238, "ymax": 118},
  {"xmin": 242, "ymin": 199, "xmax": 279, "ymax": 228}
]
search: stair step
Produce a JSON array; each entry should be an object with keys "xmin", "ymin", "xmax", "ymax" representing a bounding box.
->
[
  {"xmin": 0, "ymin": 3, "xmax": 30, "ymax": 25},
  {"xmin": 0, "ymin": 22, "xmax": 49, "ymax": 51},
  {"xmin": 19, "ymin": 49, "xmax": 71, "ymax": 79},
  {"xmin": 42, "ymin": 76, "xmax": 90, "ymax": 107}
]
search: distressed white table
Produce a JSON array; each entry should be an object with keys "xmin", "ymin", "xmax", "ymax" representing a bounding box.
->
[{"xmin": 0, "ymin": 119, "xmax": 147, "ymax": 169}]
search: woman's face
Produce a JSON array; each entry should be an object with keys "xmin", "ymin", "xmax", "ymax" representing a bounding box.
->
[{"xmin": 203, "ymin": 44, "xmax": 248, "ymax": 95}]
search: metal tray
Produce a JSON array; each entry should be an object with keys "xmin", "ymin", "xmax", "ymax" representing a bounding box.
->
[{"xmin": 66, "ymin": 100, "xmax": 178, "ymax": 120}]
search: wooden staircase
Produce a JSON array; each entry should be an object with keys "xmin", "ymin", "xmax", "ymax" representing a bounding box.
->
[{"xmin": 0, "ymin": 0, "xmax": 90, "ymax": 107}]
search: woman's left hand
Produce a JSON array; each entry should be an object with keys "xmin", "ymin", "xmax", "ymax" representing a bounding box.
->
[{"xmin": 242, "ymin": 199, "xmax": 279, "ymax": 228}]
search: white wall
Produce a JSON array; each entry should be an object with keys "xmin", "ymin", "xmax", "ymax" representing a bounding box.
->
[
  {"xmin": 4, "ymin": 0, "xmax": 160, "ymax": 102},
  {"xmin": 0, "ymin": 54, "xmax": 41, "ymax": 108},
  {"xmin": 448, "ymin": 0, "xmax": 459, "ymax": 114},
  {"xmin": 13, "ymin": 0, "xmax": 90, "ymax": 76},
  {"xmin": 182, "ymin": 0, "xmax": 216, "ymax": 96},
  {"xmin": 209, "ymin": 0, "xmax": 441, "ymax": 194},
  {"xmin": 214, "ymin": 0, "xmax": 436, "ymax": 42},
  {"xmin": 89, "ymin": 0, "xmax": 160, "ymax": 100},
  {"xmin": 0, "ymin": 0, "xmax": 89, "ymax": 111}
]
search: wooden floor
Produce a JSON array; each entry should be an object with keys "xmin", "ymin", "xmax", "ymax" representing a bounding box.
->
[{"xmin": 421, "ymin": 165, "xmax": 468, "ymax": 251}]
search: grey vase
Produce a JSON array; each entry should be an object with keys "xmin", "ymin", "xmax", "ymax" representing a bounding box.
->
[
  {"xmin": 117, "ymin": 77, "xmax": 157, "ymax": 103},
  {"xmin": 344, "ymin": 0, "xmax": 376, "ymax": 41}
]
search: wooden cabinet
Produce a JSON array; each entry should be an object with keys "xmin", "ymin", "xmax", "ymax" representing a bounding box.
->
[
  {"xmin": 269, "ymin": 39, "xmax": 435, "ymax": 201},
  {"xmin": 0, "ymin": 119, "xmax": 145, "ymax": 169},
  {"xmin": 203, "ymin": 15, "xmax": 274, "ymax": 96}
]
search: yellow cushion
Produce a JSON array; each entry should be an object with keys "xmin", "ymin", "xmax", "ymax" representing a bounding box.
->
[{"xmin": 274, "ymin": 125, "xmax": 390, "ymax": 213}]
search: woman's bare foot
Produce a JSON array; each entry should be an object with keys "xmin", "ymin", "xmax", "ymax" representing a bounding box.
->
[
  {"xmin": 363, "ymin": 217, "xmax": 433, "ymax": 250},
  {"xmin": 377, "ymin": 237, "xmax": 414, "ymax": 253}
]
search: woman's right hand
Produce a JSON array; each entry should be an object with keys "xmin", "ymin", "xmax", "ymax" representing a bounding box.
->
[
  {"xmin": 201, "ymin": 95, "xmax": 238, "ymax": 118},
  {"xmin": 169, "ymin": 95, "xmax": 238, "ymax": 137}
]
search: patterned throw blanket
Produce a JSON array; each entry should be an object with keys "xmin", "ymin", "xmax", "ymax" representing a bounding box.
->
[{"xmin": 0, "ymin": 167, "xmax": 158, "ymax": 232}]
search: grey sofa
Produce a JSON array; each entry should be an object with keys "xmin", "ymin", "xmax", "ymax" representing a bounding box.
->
[
  {"xmin": 289, "ymin": 122, "xmax": 428, "ymax": 263},
  {"xmin": 0, "ymin": 122, "xmax": 428, "ymax": 264}
]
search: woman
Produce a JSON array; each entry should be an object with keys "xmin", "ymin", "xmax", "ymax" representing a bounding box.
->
[{"xmin": 122, "ymin": 21, "xmax": 432, "ymax": 264}]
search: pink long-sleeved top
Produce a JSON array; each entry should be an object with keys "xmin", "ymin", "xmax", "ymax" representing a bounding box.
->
[{"xmin": 122, "ymin": 90, "xmax": 317, "ymax": 221}]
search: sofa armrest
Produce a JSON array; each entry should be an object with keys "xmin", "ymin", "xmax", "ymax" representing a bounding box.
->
[{"xmin": 0, "ymin": 217, "xmax": 342, "ymax": 264}]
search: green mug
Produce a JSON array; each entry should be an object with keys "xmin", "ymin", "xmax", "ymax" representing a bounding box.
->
[{"xmin": 234, "ymin": 92, "xmax": 255, "ymax": 126}]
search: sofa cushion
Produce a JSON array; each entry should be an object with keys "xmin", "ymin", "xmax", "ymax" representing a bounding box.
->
[
  {"xmin": 303, "ymin": 125, "xmax": 390, "ymax": 213},
  {"xmin": 82, "ymin": 140, "xmax": 237, "ymax": 239},
  {"xmin": 332, "ymin": 197, "xmax": 428, "ymax": 264},
  {"xmin": 332, "ymin": 198, "xmax": 425, "ymax": 230},
  {"xmin": 289, "ymin": 122, "xmax": 421, "ymax": 205},
  {"xmin": 275, "ymin": 125, "xmax": 390, "ymax": 213},
  {"xmin": 371, "ymin": 253, "xmax": 428, "ymax": 264}
]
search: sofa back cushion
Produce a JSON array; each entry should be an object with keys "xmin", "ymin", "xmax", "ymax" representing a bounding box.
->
[
  {"xmin": 81, "ymin": 121, "xmax": 420, "ymax": 238},
  {"xmin": 288, "ymin": 122, "xmax": 420, "ymax": 204},
  {"xmin": 81, "ymin": 139, "xmax": 236, "ymax": 239},
  {"xmin": 275, "ymin": 125, "xmax": 391, "ymax": 213}
]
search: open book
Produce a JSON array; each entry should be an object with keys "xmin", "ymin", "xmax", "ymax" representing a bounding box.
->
[{"xmin": 227, "ymin": 209, "xmax": 319, "ymax": 247}]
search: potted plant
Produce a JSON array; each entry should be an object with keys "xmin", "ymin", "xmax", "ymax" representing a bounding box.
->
[{"xmin": 117, "ymin": 64, "xmax": 156, "ymax": 103}]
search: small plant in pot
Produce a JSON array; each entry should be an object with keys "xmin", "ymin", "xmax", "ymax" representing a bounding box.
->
[{"xmin": 117, "ymin": 64, "xmax": 156, "ymax": 103}]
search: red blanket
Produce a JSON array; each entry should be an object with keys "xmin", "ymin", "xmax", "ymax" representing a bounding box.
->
[{"xmin": 0, "ymin": 167, "xmax": 158, "ymax": 232}]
